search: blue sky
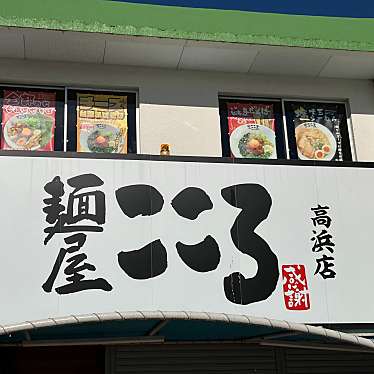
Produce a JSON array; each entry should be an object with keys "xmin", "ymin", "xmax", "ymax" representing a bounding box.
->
[{"xmin": 111, "ymin": 0, "xmax": 374, "ymax": 18}]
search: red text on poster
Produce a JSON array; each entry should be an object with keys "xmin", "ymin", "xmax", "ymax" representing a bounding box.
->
[
  {"xmin": 282, "ymin": 264, "xmax": 310, "ymax": 311},
  {"xmin": 1, "ymin": 90, "xmax": 56, "ymax": 151},
  {"xmin": 227, "ymin": 102, "xmax": 275, "ymax": 135}
]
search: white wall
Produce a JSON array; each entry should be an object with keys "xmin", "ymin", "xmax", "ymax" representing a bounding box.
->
[{"xmin": 0, "ymin": 58, "xmax": 374, "ymax": 160}]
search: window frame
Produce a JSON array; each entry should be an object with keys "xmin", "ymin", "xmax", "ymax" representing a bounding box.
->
[
  {"xmin": 219, "ymin": 96, "xmax": 354, "ymax": 162},
  {"xmin": 0, "ymin": 84, "xmax": 139, "ymax": 154},
  {"xmin": 0, "ymin": 84, "xmax": 65, "ymax": 152},
  {"xmin": 218, "ymin": 97, "xmax": 287, "ymax": 159},
  {"xmin": 66, "ymin": 88, "xmax": 138, "ymax": 154},
  {"xmin": 283, "ymin": 99, "xmax": 353, "ymax": 162}
]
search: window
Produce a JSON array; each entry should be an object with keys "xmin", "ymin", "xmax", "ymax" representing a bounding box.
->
[
  {"xmin": 67, "ymin": 89, "xmax": 137, "ymax": 153},
  {"xmin": 284, "ymin": 101, "xmax": 352, "ymax": 161},
  {"xmin": 219, "ymin": 98, "xmax": 352, "ymax": 162},
  {"xmin": 0, "ymin": 86, "xmax": 65, "ymax": 152},
  {"xmin": 0, "ymin": 86, "xmax": 138, "ymax": 154},
  {"xmin": 219, "ymin": 99, "xmax": 286, "ymax": 159}
]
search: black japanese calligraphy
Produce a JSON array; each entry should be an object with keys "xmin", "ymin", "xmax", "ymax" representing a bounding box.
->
[
  {"xmin": 171, "ymin": 187, "xmax": 213, "ymax": 220},
  {"xmin": 221, "ymin": 184, "xmax": 279, "ymax": 305},
  {"xmin": 43, "ymin": 176, "xmax": 65, "ymax": 226},
  {"xmin": 115, "ymin": 185, "xmax": 218, "ymax": 279},
  {"xmin": 114, "ymin": 182, "xmax": 278, "ymax": 305},
  {"xmin": 310, "ymin": 204, "xmax": 336, "ymax": 279},
  {"xmin": 172, "ymin": 188, "xmax": 220, "ymax": 272},
  {"xmin": 66, "ymin": 174, "xmax": 105, "ymax": 225},
  {"xmin": 311, "ymin": 230, "xmax": 335, "ymax": 253},
  {"xmin": 43, "ymin": 174, "xmax": 105, "ymax": 245},
  {"xmin": 42, "ymin": 176, "xmax": 281, "ymax": 305},
  {"xmin": 115, "ymin": 184, "xmax": 168, "ymax": 279},
  {"xmin": 115, "ymin": 184, "xmax": 164, "ymax": 218},
  {"xmin": 311, "ymin": 205, "xmax": 331, "ymax": 228},
  {"xmin": 42, "ymin": 174, "xmax": 112, "ymax": 294},
  {"xmin": 315, "ymin": 254, "xmax": 336, "ymax": 279},
  {"xmin": 176, "ymin": 235, "xmax": 220, "ymax": 272},
  {"xmin": 118, "ymin": 239, "xmax": 168, "ymax": 280},
  {"xmin": 43, "ymin": 233, "xmax": 112, "ymax": 294}
]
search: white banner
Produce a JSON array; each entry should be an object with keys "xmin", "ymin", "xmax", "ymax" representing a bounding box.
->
[{"xmin": 0, "ymin": 155, "xmax": 371, "ymax": 326}]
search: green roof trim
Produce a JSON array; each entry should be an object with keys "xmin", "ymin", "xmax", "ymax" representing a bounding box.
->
[{"xmin": 1, "ymin": 0, "xmax": 374, "ymax": 51}]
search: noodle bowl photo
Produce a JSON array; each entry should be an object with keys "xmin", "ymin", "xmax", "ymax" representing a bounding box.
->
[
  {"xmin": 230, "ymin": 124, "xmax": 276, "ymax": 159},
  {"xmin": 3, "ymin": 113, "xmax": 53, "ymax": 151},
  {"xmin": 80, "ymin": 124, "xmax": 126, "ymax": 153},
  {"xmin": 295, "ymin": 122, "xmax": 337, "ymax": 161}
]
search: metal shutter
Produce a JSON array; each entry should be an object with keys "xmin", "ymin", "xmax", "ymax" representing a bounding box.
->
[
  {"xmin": 106, "ymin": 344, "xmax": 278, "ymax": 374},
  {"xmin": 107, "ymin": 344, "xmax": 374, "ymax": 374},
  {"xmin": 285, "ymin": 348, "xmax": 374, "ymax": 374}
]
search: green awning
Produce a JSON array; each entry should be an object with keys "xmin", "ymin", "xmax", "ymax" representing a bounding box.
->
[{"xmin": 1, "ymin": 0, "xmax": 374, "ymax": 52}]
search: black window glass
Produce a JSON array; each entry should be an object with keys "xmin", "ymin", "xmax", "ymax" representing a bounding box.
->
[
  {"xmin": 0, "ymin": 87, "xmax": 64, "ymax": 152},
  {"xmin": 219, "ymin": 99, "xmax": 286, "ymax": 159},
  {"xmin": 284, "ymin": 101, "xmax": 352, "ymax": 161},
  {"xmin": 67, "ymin": 89, "xmax": 137, "ymax": 153}
]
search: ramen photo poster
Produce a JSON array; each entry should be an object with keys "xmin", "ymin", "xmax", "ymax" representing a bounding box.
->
[
  {"xmin": 1, "ymin": 90, "xmax": 56, "ymax": 151},
  {"xmin": 286, "ymin": 102, "xmax": 345, "ymax": 161},
  {"xmin": 76, "ymin": 93, "xmax": 128, "ymax": 154},
  {"xmin": 227, "ymin": 102, "xmax": 277, "ymax": 159}
]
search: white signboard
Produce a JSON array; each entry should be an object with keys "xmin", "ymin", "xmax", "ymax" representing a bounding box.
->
[{"xmin": 0, "ymin": 155, "xmax": 371, "ymax": 326}]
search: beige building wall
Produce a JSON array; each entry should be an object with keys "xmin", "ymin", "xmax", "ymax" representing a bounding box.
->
[{"xmin": 0, "ymin": 58, "xmax": 373, "ymax": 160}]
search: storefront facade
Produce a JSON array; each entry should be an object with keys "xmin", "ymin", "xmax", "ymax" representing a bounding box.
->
[{"xmin": 1, "ymin": 1, "xmax": 374, "ymax": 373}]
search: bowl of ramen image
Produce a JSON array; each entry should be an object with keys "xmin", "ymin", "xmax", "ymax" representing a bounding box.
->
[
  {"xmin": 295, "ymin": 122, "xmax": 337, "ymax": 161},
  {"xmin": 80, "ymin": 124, "xmax": 125, "ymax": 153},
  {"xmin": 3, "ymin": 113, "xmax": 53, "ymax": 151},
  {"xmin": 230, "ymin": 124, "xmax": 276, "ymax": 159}
]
